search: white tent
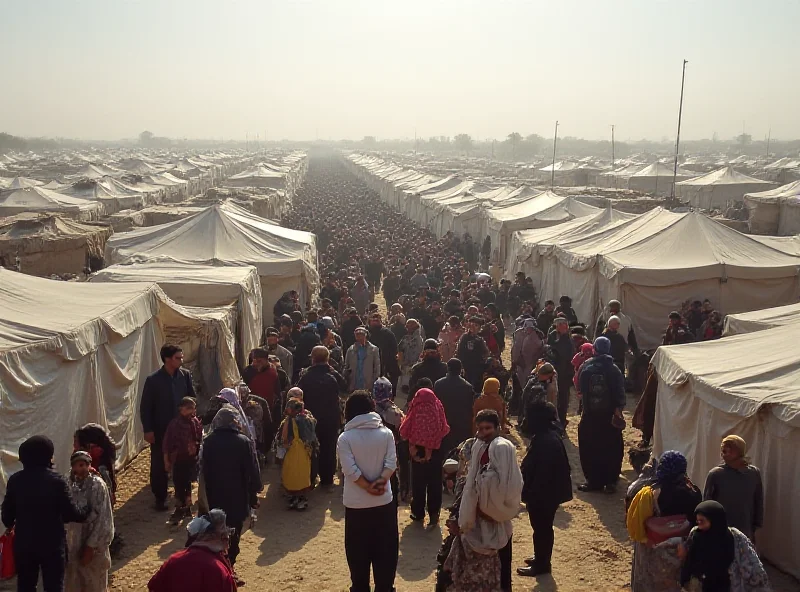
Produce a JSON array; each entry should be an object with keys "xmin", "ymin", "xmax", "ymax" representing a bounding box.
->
[
  {"xmin": 0, "ymin": 186, "xmax": 102, "ymax": 220},
  {"xmin": 744, "ymin": 180, "xmax": 800, "ymax": 235},
  {"xmin": 104, "ymin": 201, "xmax": 319, "ymax": 322},
  {"xmin": 1, "ymin": 176, "xmax": 45, "ymax": 190},
  {"xmin": 90, "ymin": 263, "xmax": 263, "ymax": 367},
  {"xmin": 226, "ymin": 165, "xmax": 286, "ymax": 190},
  {"xmin": 0, "ymin": 269, "xmax": 239, "ymax": 499},
  {"xmin": 651, "ymin": 325, "xmax": 800, "ymax": 579},
  {"xmin": 723, "ymin": 301, "xmax": 800, "ymax": 336},
  {"xmin": 675, "ymin": 166, "xmax": 777, "ymax": 210},
  {"xmin": 626, "ymin": 162, "xmax": 694, "ymax": 196}
]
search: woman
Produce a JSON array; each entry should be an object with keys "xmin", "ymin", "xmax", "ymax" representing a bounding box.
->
[
  {"xmin": 373, "ymin": 377, "xmax": 406, "ymax": 504},
  {"xmin": 65, "ymin": 450, "xmax": 115, "ymax": 592},
  {"xmin": 280, "ymin": 398, "xmax": 318, "ymax": 511},
  {"xmin": 626, "ymin": 450, "xmax": 703, "ymax": 591},
  {"xmin": 472, "ymin": 377, "xmax": 507, "ymax": 433},
  {"xmin": 397, "ymin": 318, "xmax": 424, "ymax": 398},
  {"xmin": 681, "ymin": 501, "xmax": 771, "ymax": 592},
  {"xmin": 399, "ymin": 387, "xmax": 450, "ymax": 525}
]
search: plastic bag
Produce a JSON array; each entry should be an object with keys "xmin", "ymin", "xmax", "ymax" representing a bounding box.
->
[{"xmin": 0, "ymin": 529, "xmax": 15, "ymax": 580}]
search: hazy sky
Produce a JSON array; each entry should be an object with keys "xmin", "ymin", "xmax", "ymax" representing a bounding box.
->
[{"xmin": 2, "ymin": 0, "xmax": 798, "ymax": 142}]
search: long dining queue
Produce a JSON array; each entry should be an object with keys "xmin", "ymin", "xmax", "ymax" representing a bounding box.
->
[{"xmin": 1, "ymin": 154, "xmax": 778, "ymax": 592}]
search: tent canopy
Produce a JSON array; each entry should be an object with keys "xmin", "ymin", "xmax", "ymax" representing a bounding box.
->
[
  {"xmin": 0, "ymin": 186, "xmax": 100, "ymax": 215},
  {"xmin": 723, "ymin": 302, "xmax": 800, "ymax": 336},
  {"xmin": 743, "ymin": 180, "xmax": 800, "ymax": 204}
]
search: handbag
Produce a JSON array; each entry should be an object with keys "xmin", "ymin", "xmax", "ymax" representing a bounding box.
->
[
  {"xmin": 0, "ymin": 529, "xmax": 15, "ymax": 580},
  {"xmin": 645, "ymin": 514, "xmax": 690, "ymax": 545}
]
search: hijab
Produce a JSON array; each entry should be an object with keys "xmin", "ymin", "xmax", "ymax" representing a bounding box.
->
[
  {"xmin": 372, "ymin": 377, "xmax": 393, "ymax": 408},
  {"xmin": 399, "ymin": 388, "xmax": 450, "ymax": 449},
  {"xmin": 482, "ymin": 377, "xmax": 501, "ymax": 397},
  {"xmin": 217, "ymin": 387, "xmax": 254, "ymax": 440},
  {"xmin": 656, "ymin": 450, "xmax": 688, "ymax": 485},
  {"xmin": 721, "ymin": 434, "xmax": 750, "ymax": 464},
  {"xmin": 683, "ymin": 501, "xmax": 735, "ymax": 590},
  {"xmin": 19, "ymin": 435, "xmax": 54, "ymax": 469}
]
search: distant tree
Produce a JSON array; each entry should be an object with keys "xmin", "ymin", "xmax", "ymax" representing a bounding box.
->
[
  {"xmin": 454, "ymin": 133, "xmax": 473, "ymax": 154},
  {"xmin": 524, "ymin": 133, "xmax": 544, "ymax": 155},
  {"xmin": 506, "ymin": 132, "xmax": 523, "ymax": 158},
  {"xmin": 736, "ymin": 133, "xmax": 752, "ymax": 146},
  {"xmin": 139, "ymin": 130, "xmax": 154, "ymax": 144},
  {"xmin": 362, "ymin": 135, "xmax": 376, "ymax": 146}
]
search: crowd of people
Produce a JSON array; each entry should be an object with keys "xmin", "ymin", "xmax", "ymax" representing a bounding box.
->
[{"xmin": 0, "ymin": 154, "xmax": 775, "ymax": 592}]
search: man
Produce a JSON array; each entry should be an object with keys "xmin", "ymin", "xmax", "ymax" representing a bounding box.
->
[
  {"xmin": 410, "ymin": 267, "xmax": 429, "ymax": 291},
  {"xmin": 337, "ymin": 392, "xmax": 398, "ymax": 592},
  {"xmin": 409, "ymin": 290, "xmax": 434, "ymax": 338},
  {"xmin": 433, "ymin": 358, "xmax": 475, "ymax": 456},
  {"xmin": 686, "ymin": 300, "xmax": 705, "ymax": 338},
  {"xmin": 663, "ymin": 311, "xmax": 695, "ymax": 345},
  {"xmin": 2, "ymin": 436, "xmax": 88, "ymax": 592},
  {"xmin": 382, "ymin": 269, "xmax": 402, "ymax": 307},
  {"xmin": 517, "ymin": 400, "xmax": 572, "ymax": 578},
  {"xmin": 536, "ymin": 300, "xmax": 556, "ymax": 334},
  {"xmin": 201, "ymin": 408, "xmax": 262, "ymax": 584},
  {"xmin": 703, "ymin": 435, "xmax": 764, "ymax": 542},
  {"xmin": 577, "ymin": 337, "xmax": 626, "ymax": 493},
  {"xmin": 476, "ymin": 279, "xmax": 496, "ymax": 307},
  {"xmin": 278, "ymin": 316, "xmax": 296, "ymax": 352},
  {"xmin": 265, "ymin": 327, "xmax": 294, "ymax": 380},
  {"xmin": 547, "ymin": 318, "xmax": 575, "ymax": 427},
  {"xmin": 344, "ymin": 326, "xmax": 381, "ymax": 392},
  {"xmin": 140, "ymin": 344, "xmax": 196, "ymax": 510},
  {"xmin": 456, "ymin": 316, "xmax": 490, "ymax": 392},
  {"xmin": 148, "ymin": 510, "xmax": 237, "ymax": 592},
  {"xmin": 340, "ymin": 308, "xmax": 363, "ymax": 354},
  {"xmin": 298, "ymin": 346, "xmax": 346, "ymax": 487},
  {"xmin": 437, "ymin": 316, "xmax": 464, "ymax": 363},
  {"xmin": 555, "ymin": 295, "xmax": 578, "ymax": 325},
  {"xmin": 512, "ymin": 319, "xmax": 545, "ymax": 392},
  {"xmin": 443, "ymin": 289, "xmax": 464, "ymax": 318},
  {"xmin": 293, "ymin": 322, "xmax": 322, "ymax": 382},
  {"xmin": 595, "ymin": 300, "xmax": 638, "ymax": 353},
  {"xmin": 242, "ymin": 349, "xmax": 280, "ymax": 412},
  {"xmin": 408, "ymin": 339, "xmax": 448, "ymax": 402},
  {"xmin": 368, "ymin": 312, "xmax": 400, "ymax": 388},
  {"xmin": 602, "ymin": 317, "xmax": 629, "ymax": 377},
  {"xmin": 352, "ymin": 275, "xmax": 371, "ymax": 315}
]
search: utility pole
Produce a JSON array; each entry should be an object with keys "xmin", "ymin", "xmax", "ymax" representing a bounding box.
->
[
  {"xmin": 766, "ymin": 128, "xmax": 771, "ymax": 159},
  {"xmin": 611, "ymin": 124, "xmax": 616, "ymax": 188},
  {"xmin": 492, "ymin": 139, "xmax": 495, "ymax": 160},
  {"xmin": 670, "ymin": 59, "xmax": 688, "ymax": 200},
  {"xmin": 551, "ymin": 120, "xmax": 559, "ymax": 189}
]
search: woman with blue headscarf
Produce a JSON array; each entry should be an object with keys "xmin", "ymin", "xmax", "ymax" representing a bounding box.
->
[{"xmin": 627, "ymin": 450, "xmax": 702, "ymax": 591}]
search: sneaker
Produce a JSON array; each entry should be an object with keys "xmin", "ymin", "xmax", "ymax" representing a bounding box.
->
[
  {"xmin": 288, "ymin": 496, "xmax": 299, "ymax": 510},
  {"xmin": 168, "ymin": 507, "xmax": 185, "ymax": 526},
  {"xmin": 296, "ymin": 497, "xmax": 308, "ymax": 511},
  {"xmin": 517, "ymin": 565, "xmax": 551, "ymax": 577}
]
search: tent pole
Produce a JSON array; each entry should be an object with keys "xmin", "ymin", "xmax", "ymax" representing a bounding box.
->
[
  {"xmin": 551, "ymin": 120, "xmax": 559, "ymax": 189},
  {"xmin": 671, "ymin": 59, "xmax": 688, "ymax": 200}
]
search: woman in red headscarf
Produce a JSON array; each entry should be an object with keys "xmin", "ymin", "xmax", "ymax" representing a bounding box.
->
[{"xmin": 400, "ymin": 388, "xmax": 450, "ymax": 525}]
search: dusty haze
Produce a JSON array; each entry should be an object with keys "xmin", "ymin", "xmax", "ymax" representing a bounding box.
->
[{"xmin": 1, "ymin": 0, "xmax": 798, "ymax": 142}]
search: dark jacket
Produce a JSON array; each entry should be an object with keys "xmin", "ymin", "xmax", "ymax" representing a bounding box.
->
[
  {"xmin": 1, "ymin": 467, "xmax": 87, "ymax": 552},
  {"xmin": 293, "ymin": 327, "xmax": 321, "ymax": 379},
  {"xmin": 578, "ymin": 354, "xmax": 626, "ymax": 414},
  {"xmin": 408, "ymin": 356, "xmax": 448, "ymax": 402},
  {"xmin": 340, "ymin": 317, "xmax": 362, "ymax": 353},
  {"xmin": 202, "ymin": 427, "xmax": 262, "ymax": 524},
  {"xmin": 602, "ymin": 329, "xmax": 628, "ymax": 365},
  {"xmin": 369, "ymin": 326, "xmax": 400, "ymax": 378},
  {"xmin": 555, "ymin": 305, "xmax": 578, "ymax": 325},
  {"xmin": 536, "ymin": 310, "xmax": 554, "ymax": 333},
  {"xmin": 140, "ymin": 367, "xmax": 195, "ymax": 442},
  {"xmin": 390, "ymin": 322, "xmax": 407, "ymax": 345},
  {"xmin": 434, "ymin": 373, "xmax": 476, "ymax": 455},
  {"xmin": 297, "ymin": 364, "xmax": 344, "ymax": 431},
  {"xmin": 547, "ymin": 332, "xmax": 575, "ymax": 375},
  {"xmin": 521, "ymin": 429, "xmax": 573, "ymax": 507},
  {"xmin": 456, "ymin": 333, "xmax": 489, "ymax": 390}
]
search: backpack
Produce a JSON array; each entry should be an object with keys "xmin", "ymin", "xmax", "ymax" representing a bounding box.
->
[{"xmin": 584, "ymin": 368, "xmax": 610, "ymax": 413}]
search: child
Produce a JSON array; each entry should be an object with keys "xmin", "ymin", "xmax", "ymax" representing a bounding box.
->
[
  {"xmin": 372, "ymin": 377, "xmax": 406, "ymax": 504},
  {"xmin": 162, "ymin": 397, "xmax": 203, "ymax": 525},
  {"xmin": 280, "ymin": 398, "xmax": 318, "ymax": 511},
  {"xmin": 482, "ymin": 357, "xmax": 511, "ymax": 401}
]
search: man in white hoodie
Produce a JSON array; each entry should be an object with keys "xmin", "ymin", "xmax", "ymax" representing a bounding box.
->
[{"xmin": 337, "ymin": 391, "xmax": 398, "ymax": 592}]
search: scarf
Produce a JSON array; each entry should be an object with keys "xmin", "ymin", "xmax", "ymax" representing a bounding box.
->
[
  {"xmin": 355, "ymin": 344, "xmax": 368, "ymax": 390},
  {"xmin": 281, "ymin": 399, "xmax": 318, "ymax": 450},
  {"xmin": 458, "ymin": 437, "xmax": 523, "ymax": 554},
  {"xmin": 656, "ymin": 450, "xmax": 688, "ymax": 485},
  {"xmin": 372, "ymin": 377, "xmax": 394, "ymax": 410},
  {"xmin": 399, "ymin": 388, "xmax": 450, "ymax": 449},
  {"xmin": 682, "ymin": 501, "xmax": 735, "ymax": 590},
  {"xmin": 218, "ymin": 388, "xmax": 255, "ymax": 442}
]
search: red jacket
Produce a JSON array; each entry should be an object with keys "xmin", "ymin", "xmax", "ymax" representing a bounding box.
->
[
  {"xmin": 148, "ymin": 546, "xmax": 236, "ymax": 592},
  {"xmin": 243, "ymin": 365, "xmax": 280, "ymax": 407}
]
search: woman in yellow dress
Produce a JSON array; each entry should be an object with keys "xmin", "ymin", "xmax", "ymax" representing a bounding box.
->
[{"xmin": 280, "ymin": 398, "xmax": 318, "ymax": 510}]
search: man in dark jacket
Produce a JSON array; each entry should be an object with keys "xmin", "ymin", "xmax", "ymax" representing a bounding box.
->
[
  {"xmin": 536, "ymin": 300, "xmax": 556, "ymax": 334},
  {"xmin": 547, "ymin": 318, "xmax": 575, "ymax": 427},
  {"xmin": 456, "ymin": 316, "xmax": 490, "ymax": 392},
  {"xmin": 2, "ymin": 436, "xmax": 88, "ymax": 592},
  {"xmin": 293, "ymin": 323, "xmax": 321, "ymax": 382},
  {"xmin": 201, "ymin": 408, "xmax": 262, "ymax": 577},
  {"xmin": 368, "ymin": 312, "xmax": 400, "ymax": 388},
  {"xmin": 517, "ymin": 401, "xmax": 572, "ymax": 577},
  {"xmin": 340, "ymin": 308, "xmax": 363, "ymax": 354},
  {"xmin": 408, "ymin": 339, "xmax": 448, "ymax": 402},
  {"xmin": 140, "ymin": 344, "xmax": 195, "ymax": 510},
  {"xmin": 297, "ymin": 346, "xmax": 346, "ymax": 487},
  {"xmin": 577, "ymin": 337, "xmax": 627, "ymax": 494},
  {"xmin": 555, "ymin": 295, "xmax": 578, "ymax": 325},
  {"xmin": 433, "ymin": 359, "xmax": 475, "ymax": 455}
]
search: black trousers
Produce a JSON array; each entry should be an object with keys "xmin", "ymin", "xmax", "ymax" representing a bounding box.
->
[
  {"xmin": 499, "ymin": 537, "xmax": 513, "ymax": 592},
  {"xmin": 15, "ymin": 545, "xmax": 65, "ymax": 592},
  {"xmin": 396, "ymin": 442, "xmax": 411, "ymax": 498},
  {"xmin": 228, "ymin": 519, "xmax": 244, "ymax": 566},
  {"xmin": 527, "ymin": 502, "xmax": 558, "ymax": 569},
  {"xmin": 172, "ymin": 458, "xmax": 196, "ymax": 504},
  {"xmin": 150, "ymin": 441, "xmax": 169, "ymax": 503},
  {"xmin": 316, "ymin": 427, "xmax": 339, "ymax": 485},
  {"xmin": 410, "ymin": 447, "xmax": 443, "ymax": 520},
  {"xmin": 556, "ymin": 374, "xmax": 573, "ymax": 426},
  {"xmin": 345, "ymin": 502, "xmax": 399, "ymax": 592}
]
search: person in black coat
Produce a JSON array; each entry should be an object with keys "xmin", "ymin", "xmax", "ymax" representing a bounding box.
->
[
  {"xmin": 340, "ymin": 309, "xmax": 363, "ymax": 354},
  {"xmin": 293, "ymin": 324, "xmax": 321, "ymax": 382},
  {"xmin": 517, "ymin": 401, "xmax": 573, "ymax": 577},
  {"xmin": 433, "ymin": 359, "xmax": 475, "ymax": 456},
  {"xmin": 2, "ymin": 436, "xmax": 88, "ymax": 592},
  {"xmin": 408, "ymin": 340, "xmax": 448, "ymax": 403},
  {"xmin": 201, "ymin": 409, "xmax": 262, "ymax": 571},
  {"xmin": 297, "ymin": 346, "xmax": 346, "ymax": 487},
  {"xmin": 140, "ymin": 344, "xmax": 195, "ymax": 510},
  {"xmin": 367, "ymin": 312, "xmax": 400, "ymax": 388}
]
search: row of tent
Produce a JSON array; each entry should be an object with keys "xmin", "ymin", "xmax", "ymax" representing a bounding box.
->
[
  {"xmin": 652, "ymin": 301, "xmax": 800, "ymax": 579},
  {"xmin": 345, "ymin": 153, "xmax": 601, "ymax": 265},
  {"xmin": 505, "ymin": 206, "xmax": 800, "ymax": 349}
]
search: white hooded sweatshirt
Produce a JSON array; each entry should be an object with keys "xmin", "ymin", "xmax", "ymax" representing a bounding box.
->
[{"xmin": 337, "ymin": 412, "xmax": 397, "ymax": 509}]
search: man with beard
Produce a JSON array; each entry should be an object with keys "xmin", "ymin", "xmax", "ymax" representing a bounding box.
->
[
  {"xmin": 368, "ymin": 312, "xmax": 400, "ymax": 389},
  {"xmin": 265, "ymin": 328, "xmax": 294, "ymax": 382},
  {"xmin": 408, "ymin": 339, "xmax": 448, "ymax": 402}
]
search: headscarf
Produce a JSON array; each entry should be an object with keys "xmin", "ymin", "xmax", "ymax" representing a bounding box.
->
[
  {"xmin": 372, "ymin": 377, "xmax": 394, "ymax": 408},
  {"xmin": 580, "ymin": 342, "xmax": 594, "ymax": 356},
  {"xmin": 282, "ymin": 398, "xmax": 318, "ymax": 448},
  {"xmin": 70, "ymin": 450, "xmax": 93, "ymax": 465},
  {"xmin": 19, "ymin": 435, "xmax": 54, "ymax": 469},
  {"xmin": 656, "ymin": 450, "xmax": 688, "ymax": 484},
  {"xmin": 217, "ymin": 387, "xmax": 254, "ymax": 440},
  {"xmin": 186, "ymin": 509, "xmax": 229, "ymax": 551},
  {"xmin": 683, "ymin": 501, "xmax": 735, "ymax": 589},
  {"xmin": 593, "ymin": 336, "xmax": 611, "ymax": 355},
  {"xmin": 482, "ymin": 377, "xmax": 501, "ymax": 397},
  {"xmin": 399, "ymin": 388, "xmax": 450, "ymax": 449},
  {"xmin": 721, "ymin": 435, "xmax": 749, "ymax": 463},
  {"xmin": 210, "ymin": 406, "xmax": 240, "ymax": 431},
  {"xmin": 287, "ymin": 387, "xmax": 304, "ymax": 401},
  {"xmin": 607, "ymin": 315, "xmax": 621, "ymax": 327},
  {"xmin": 521, "ymin": 400, "xmax": 559, "ymax": 436}
]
